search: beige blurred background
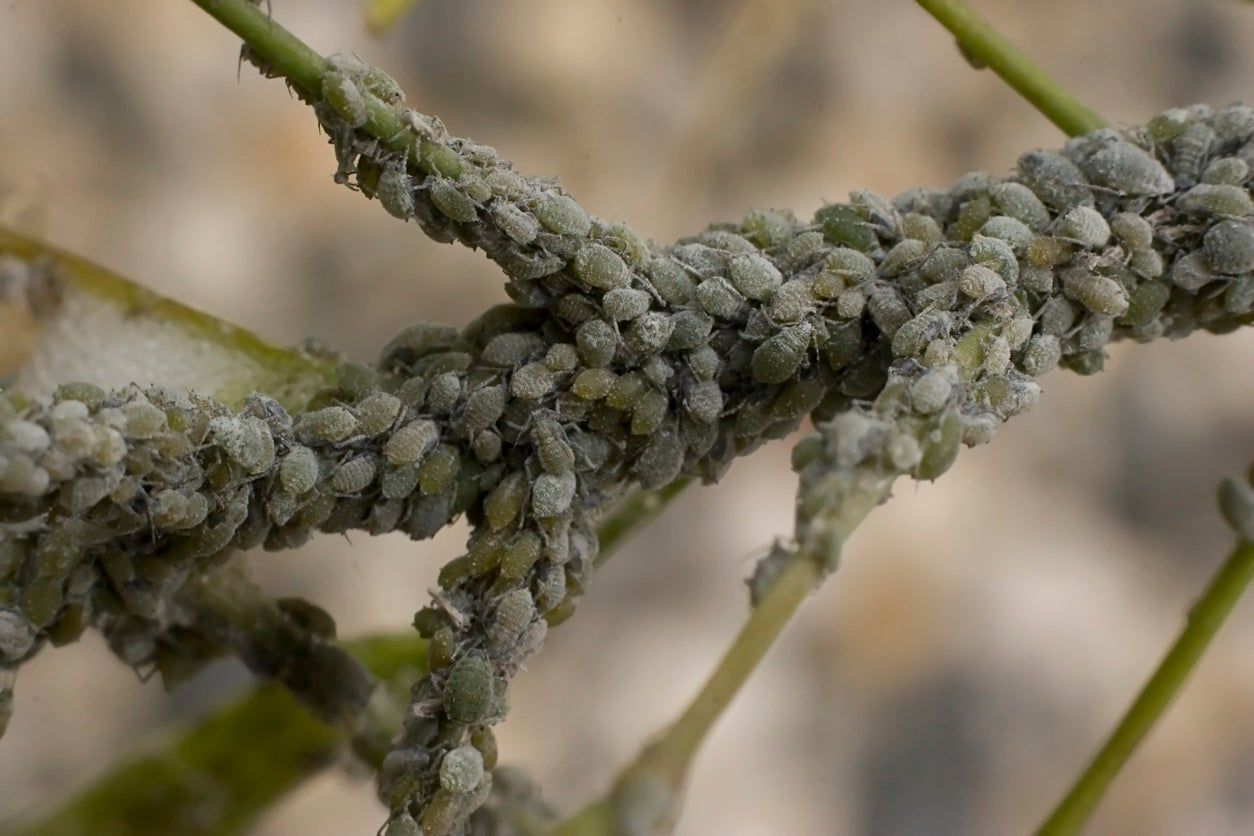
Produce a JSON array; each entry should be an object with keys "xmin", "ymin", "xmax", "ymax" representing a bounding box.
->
[{"xmin": 2, "ymin": 1, "xmax": 1254, "ymax": 834}]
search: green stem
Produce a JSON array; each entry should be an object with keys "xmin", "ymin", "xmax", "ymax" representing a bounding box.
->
[
  {"xmin": 554, "ymin": 478, "xmax": 891, "ymax": 835},
  {"xmin": 7, "ymin": 633, "xmax": 427, "ymax": 836},
  {"xmin": 189, "ymin": 0, "xmax": 411, "ymax": 155},
  {"xmin": 595, "ymin": 479, "xmax": 693, "ymax": 567},
  {"xmin": 914, "ymin": 0, "xmax": 1106, "ymax": 137},
  {"xmin": 1037, "ymin": 540, "xmax": 1254, "ymax": 835}
]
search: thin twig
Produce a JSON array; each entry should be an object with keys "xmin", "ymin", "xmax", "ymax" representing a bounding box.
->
[
  {"xmin": 914, "ymin": 0, "xmax": 1106, "ymax": 136},
  {"xmin": 1037, "ymin": 540, "xmax": 1254, "ymax": 835},
  {"xmin": 554, "ymin": 477, "xmax": 892, "ymax": 835}
]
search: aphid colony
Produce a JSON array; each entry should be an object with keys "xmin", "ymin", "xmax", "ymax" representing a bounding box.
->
[{"xmin": 2, "ymin": 81, "xmax": 1251, "ymax": 835}]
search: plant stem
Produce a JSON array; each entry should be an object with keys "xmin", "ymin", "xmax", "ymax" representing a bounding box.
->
[
  {"xmin": 1037, "ymin": 540, "xmax": 1254, "ymax": 835},
  {"xmin": 914, "ymin": 0, "xmax": 1106, "ymax": 137},
  {"xmin": 189, "ymin": 0, "xmax": 411, "ymax": 155},
  {"xmin": 8, "ymin": 633, "xmax": 427, "ymax": 836},
  {"xmin": 554, "ymin": 477, "xmax": 891, "ymax": 835},
  {"xmin": 595, "ymin": 479, "xmax": 693, "ymax": 567}
]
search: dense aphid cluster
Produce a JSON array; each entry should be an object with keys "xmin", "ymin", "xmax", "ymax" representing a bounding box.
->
[{"xmin": 3, "ymin": 80, "xmax": 1252, "ymax": 834}]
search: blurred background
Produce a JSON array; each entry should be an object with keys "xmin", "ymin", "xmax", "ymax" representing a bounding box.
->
[{"xmin": 1, "ymin": 1, "xmax": 1253, "ymax": 833}]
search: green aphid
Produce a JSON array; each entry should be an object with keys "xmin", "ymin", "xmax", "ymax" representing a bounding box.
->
[
  {"xmin": 463, "ymin": 385, "xmax": 507, "ymax": 431},
  {"xmin": 443, "ymin": 655, "xmax": 495, "ymax": 725},
  {"xmin": 532, "ymin": 191, "xmax": 591, "ymax": 236},
  {"xmin": 573, "ymin": 242, "xmax": 631, "ymax": 290},
  {"xmin": 484, "ymin": 472, "xmax": 527, "ymax": 530},
  {"xmin": 751, "ymin": 323, "xmax": 811, "ymax": 385},
  {"xmin": 418, "ymin": 444, "xmax": 461, "ymax": 496},
  {"xmin": 917, "ymin": 411, "xmax": 964, "ymax": 480},
  {"xmin": 429, "ymin": 179, "xmax": 479, "ymax": 223}
]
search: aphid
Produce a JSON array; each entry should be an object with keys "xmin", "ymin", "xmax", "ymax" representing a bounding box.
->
[
  {"xmin": 355, "ymin": 393, "xmax": 403, "ymax": 437},
  {"xmin": 1037, "ymin": 295, "xmax": 1078, "ymax": 336},
  {"xmin": 878, "ymin": 239, "xmax": 931, "ymax": 277},
  {"xmin": 471, "ymin": 430, "xmax": 502, "ymax": 464},
  {"xmin": 532, "ymin": 191, "xmax": 591, "ymax": 236},
  {"xmin": 892, "ymin": 311, "xmax": 951, "ymax": 359},
  {"xmin": 1081, "ymin": 141, "xmax": 1175, "ymax": 195},
  {"xmin": 488, "ymin": 200, "xmax": 540, "ymax": 245},
  {"xmin": 684, "ymin": 380, "xmax": 724, "ymax": 424},
  {"xmin": 824, "ymin": 247, "xmax": 878, "ymax": 286},
  {"xmin": 1225, "ymin": 275, "xmax": 1254, "ymax": 315},
  {"xmin": 1055, "ymin": 206, "xmax": 1112, "ymax": 250},
  {"xmin": 418, "ymin": 444, "xmax": 461, "ymax": 496},
  {"xmin": 958, "ymin": 264, "xmax": 1005, "ymax": 301},
  {"xmin": 664, "ymin": 310, "xmax": 713, "ymax": 352},
  {"xmin": 1021, "ymin": 334, "xmax": 1062, "ymax": 377},
  {"xmin": 1061, "ymin": 269, "xmax": 1129, "ymax": 317},
  {"xmin": 1003, "ymin": 316, "xmax": 1035, "ymax": 350},
  {"xmin": 1177, "ymin": 184, "xmax": 1253, "ymax": 218},
  {"xmin": 984, "ymin": 335, "xmax": 1012, "ymax": 376},
  {"xmin": 442, "ymin": 655, "xmax": 495, "ymax": 725},
  {"xmin": 462, "ymin": 386, "xmax": 507, "ymax": 432},
  {"xmin": 120, "ymin": 401, "xmax": 167, "ymax": 440},
  {"xmin": 1203, "ymin": 219, "xmax": 1254, "ymax": 274},
  {"xmin": 3, "ymin": 420, "xmax": 50, "ymax": 455},
  {"xmin": 545, "ymin": 343, "xmax": 580, "ymax": 373},
  {"xmin": 575, "ymin": 319, "xmax": 619, "ymax": 368},
  {"xmin": 968, "ymin": 234, "xmax": 1019, "ymax": 283},
  {"xmin": 1169, "ymin": 252, "xmax": 1216, "ymax": 292},
  {"xmin": 727, "ymin": 252, "xmax": 783, "ymax": 300},
  {"xmin": 1016, "ymin": 149, "xmax": 1093, "ymax": 210},
  {"xmin": 498, "ymin": 530, "xmax": 543, "ymax": 581},
  {"xmin": 636, "ymin": 427, "xmax": 685, "ymax": 489},
  {"xmin": 0, "ymin": 609, "xmax": 36, "ymax": 663},
  {"xmin": 1172, "ymin": 121, "xmax": 1215, "ymax": 187},
  {"xmin": 750, "ymin": 323, "xmax": 811, "ymax": 385},
  {"xmin": 321, "ymin": 69, "xmax": 368, "ymax": 127},
  {"xmin": 1119, "ymin": 280, "xmax": 1172, "ymax": 327},
  {"xmin": 835, "ymin": 288, "xmax": 866, "ymax": 320},
  {"xmin": 866, "ymin": 289, "xmax": 911, "ymax": 337},
  {"xmin": 989, "ymin": 182, "xmax": 1052, "ymax": 231},
  {"xmin": 815, "ymin": 203, "xmax": 880, "ymax": 252},
  {"xmin": 625, "ymin": 312, "xmax": 676, "ymax": 355},
  {"xmin": 950, "ymin": 194, "xmax": 993, "ymax": 241},
  {"xmin": 1200, "ymin": 157, "xmax": 1250, "ymax": 186},
  {"xmin": 742, "ymin": 209, "xmax": 796, "ymax": 248},
  {"xmin": 1212, "ymin": 105, "xmax": 1254, "ymax": 145},
  {"xmin": 531, "ymin": 470, "xmax": 577, "ymax": 518},
  {"xmin": 1109, "ymin": 212, "xmax": 1154, "ymax": 252},
  {"xmin": 429, "ymin": 179, "xmax": 478, "ymax": 223},
  {"xmin": 919, "ymin": 246, "xmax": 970, "ymax": 284},
  {"xmin": 978, "ymin": 215, "xmax": 1033, "ymax": 253},
  {"xmin": 901, "ymin": 212, "xmax": 943, "ymax": 244},
  {"xmin": 487, "ymin": 589, "xmax": 536, "ymax": 654},
  {"xmin": 509, "ymin": 362, "xmax": 557, "ymax": 401},
  {"xmin": 630, "ymin": 389, "xmax": 670, "ymax": 436},
  {"xmin": 917, "ymin": 411, "xmax": 964, "ymax": 481},
  {"xmin": 646, "ymin": 257, "xmax": 697, "ymax": 306},
  {"xmin": 887, "ymin": 433, "xmax": 923, "ymax": 472},
  {"xmin": 439, "ymin": 745, "xmax": 486, "ymax": 795},
  {"xmin": 331, "ymin": 456, "xmax": 377, "ymax": 495},
  {"xmin": 374, "ymin": 166, "xmax": 415, "ymax": 220},
  {"xmin": 603, "ymin": 287, "xmax": 651, "ymax": 321},
  {"xmin": 695, "ymin": 277, "xmax": 743, "ymax": 319},
  {"xmin": 823, "ymin": 320, "xmax": 866, "ymax": 371},
  {"xmin": 686, "ymin": 344, "xmax": 721, "ymax": 381},
  {"xmin": 89, "ymin": 426, "xmax": 128, "ymax": 468},
  {"xmin": 482, "ymin": 332, "xmax": 546, "ymax": 368},
  {"xmin": 385, "ymin": 419, "xmax": 440, "ymax": 466},
  {"xmin": 533, "ymin": 564, "xmax": 567, "ymax": 613},
  {"xmin": 533, "ymin": 419, "xmax": 575, "ymax": 475},
  {"xmin": 572, "ymin": 242, "xmax": 631, "ymax": 291},
  {"xmin": 297, "ymin": 406, "xmax": 358, "ymax": 444}
]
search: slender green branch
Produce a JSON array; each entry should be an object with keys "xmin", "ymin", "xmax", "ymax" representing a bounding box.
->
[
  {"xmin": 7, "ymin": 633, "xmax": 427, "ymax": 836},
  {"xmin": 914, "ymin": 0, "xmax": 1106, "ymax": 136},
  {"xmin": 554, "ymin": 478, "xmax": 891, "ymax": 835},
  {"xmin": 1037, "ymin": 540, "xmax": 1254, "ymax": 835},
  {"xmin": 190, "ymin": 0, "xmax": 410, "ymax": 155},
  {"xmin": 594, "ymin": 479, "xmax": 693, "ymax": 567}
]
